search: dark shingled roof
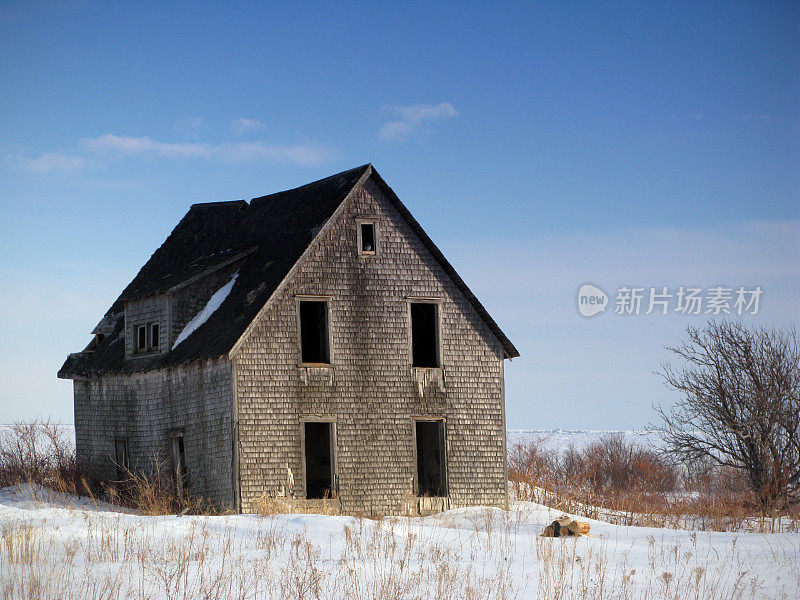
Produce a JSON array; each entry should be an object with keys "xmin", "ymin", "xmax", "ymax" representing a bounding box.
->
[{"xmin": 59, "ymin": 164, "xmax": 518, "ymax": 378}]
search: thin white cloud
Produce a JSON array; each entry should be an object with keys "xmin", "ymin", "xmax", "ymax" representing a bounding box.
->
[
  {"xmin": 81, "ymin": 134, "xmax": 211, "ymax": 159},
  {"xmin": 80, "ymin": 135, "xmax": 333, "ymax": 166},
  {"xmin": 378, "ymin": 121, "xmax": 415, "ymax": 140},
  {"xmin": 15, "ymin": 152, "xmax": 91, "ymax": 173},
  {"xmin": 378, "ymin": 102, "xmax": 458, "ymax": 141},
  {"xmin": 231, "ymin": 118, "xmax": 266, "ymax": 135},
  {"xmin": 12, "ymin": 133, "xmax": 335, "ymax": 172},
  {"xmin": 396, "ymin": 103, "xmax": 459, "ymax": 123}
]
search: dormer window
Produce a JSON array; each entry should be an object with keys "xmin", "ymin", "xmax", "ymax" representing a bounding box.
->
[
  {"xmin": 357, "ymin": 220, "xmax": 378, "ymax": 256},
  {"xmin": 150, "ymin": 323, "xmax": 159, "ymax": 350},
  {"xmin": 136, "ymin": 325, "xmax": 147, "ymax": 352},
  {"xmin": 135, "ymin": 322, "xmax": 160, "ymax": 353}
]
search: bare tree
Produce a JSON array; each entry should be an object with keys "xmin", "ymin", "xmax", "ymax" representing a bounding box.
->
[{"xmin": 655, "ymin": 321, "xmax": 800, "ymax": 517}]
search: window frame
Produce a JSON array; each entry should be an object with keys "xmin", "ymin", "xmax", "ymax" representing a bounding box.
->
[
  {"xmin": 296, "ymin": 296, "xmax": 333, "ymax": 366},
  {"xmin": 356, "ymin": 218, "xmax": 379, "ymax": 257},
  {"xmin": 408, "ymin": 299, "xmax": 442, "ymax": 368}
]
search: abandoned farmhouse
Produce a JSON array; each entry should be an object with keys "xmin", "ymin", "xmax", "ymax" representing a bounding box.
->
[{"xmin": 58, "ymin": 164, "xmax": 519, "ymax": 515}]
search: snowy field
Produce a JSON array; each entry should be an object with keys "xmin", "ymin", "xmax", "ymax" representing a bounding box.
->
[{"xmin": 1, "ymin": 484, "xmax": 797, "ymax": 600}]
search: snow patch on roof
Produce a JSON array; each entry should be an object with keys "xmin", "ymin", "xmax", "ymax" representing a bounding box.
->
[{"xmin": 173, "ymin": 273, "xmax": 238, "ymax": 349}]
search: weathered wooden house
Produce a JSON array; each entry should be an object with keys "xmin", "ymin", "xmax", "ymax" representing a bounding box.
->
[{"xmin": 58, "ymin": 165, "xmax": 519, "ymax": 515}]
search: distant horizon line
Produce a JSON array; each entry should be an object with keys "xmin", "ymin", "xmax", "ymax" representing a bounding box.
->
[{"xmin": 0, "ymin": 423, "xmax": 655, "ymax": 434}]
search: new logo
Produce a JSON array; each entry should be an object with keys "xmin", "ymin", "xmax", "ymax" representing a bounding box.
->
[{"xmin": 577, "ymin": 284, "xmax": 608, "ymax": 317}]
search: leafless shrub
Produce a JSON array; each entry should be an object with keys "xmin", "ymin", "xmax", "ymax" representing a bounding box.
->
[
  {"xmin": 507, "ymin": 435, "xmax": 560, "ymax": 505},
  {"xmin": 0, "ymin": 420, "xmax": 80, "ymax": 492},
  {"xmin": 0, "ymin": 420, "xmax": 224, "ymax": 516},
  {"xmin": 508, "ymin": 432, "xmax": 800, "ymax": 532},
  {"xmin": 562, "ymin": 434, "xmax": 678, "ymax": 496}
]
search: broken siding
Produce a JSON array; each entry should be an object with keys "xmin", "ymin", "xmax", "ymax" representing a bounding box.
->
[
  {"xmin": 233, "ymin": 176, "xmax": 507, "ymax": 515},
  {"xmin": 73, "ymin": 357, "xmax": 234, "ymax": 507}
]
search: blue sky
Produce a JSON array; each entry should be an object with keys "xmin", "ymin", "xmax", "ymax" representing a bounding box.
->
[{"xmin": 1, "ymin": 1, "xmax": 798, "ymax": 428}]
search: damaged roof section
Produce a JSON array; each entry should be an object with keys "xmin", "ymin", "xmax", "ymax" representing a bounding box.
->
[{"xmin": 59, "ymin": 164, "xmax": 518, "ymax": 379}]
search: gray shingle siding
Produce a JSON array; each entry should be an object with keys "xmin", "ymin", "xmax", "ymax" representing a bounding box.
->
[
  {"xmin": 73, "ymin": 357, "xmax": 234, "ymax": 508},
  {"xmin": 232, "ymin": 177, "xmax": 508, "ymax": 515}
]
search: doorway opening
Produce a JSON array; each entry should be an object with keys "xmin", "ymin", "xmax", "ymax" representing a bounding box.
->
[
  {"xmin": 304, "ymin": 422, "xmax": 334, "ymax": 499},
  {"xmin": 169, "ymin": 433, "xmax": 188, "ymax": 495},
  {"xmin": 416, "ymin": 420, "xmax": 445, "ymax": 496}
]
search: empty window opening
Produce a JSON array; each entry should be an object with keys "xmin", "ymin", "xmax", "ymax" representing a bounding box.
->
[
  {"xmin": 416, "ymin": 421, "xmax": 445, "ymax": 497},
  {"xmin": 360, "ymin": 222, "xmax": 376, "ymax": 253},
  {"xmin": 304, "ymin": 422, "xmax": 334, "ymax": 499},
  {"xmin": 411, "ymin": 303, "xmax": 439, "ymax": 367},
  {"xmin": 170, "ymin": 434, "xmax": 188, "ymax": 495},
  {"xmin": 114, "ymin": 437, "xmax": 129, "ymax": 481},
  {"xmin": 299, "ymin": 301, "xmax": 330, "ymax": 364},
  {"xmin": 150, "ymin": 323, "xmax": 159, "ymax": 349},
  {"xmin": 136, "ymin": 325, "xmax": 147, "ymax": 351}
]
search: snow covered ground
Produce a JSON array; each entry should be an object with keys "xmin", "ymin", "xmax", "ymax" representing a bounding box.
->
[{"xmin": 0, "ymin": 484, "xmax": 797, "ymax": 599}]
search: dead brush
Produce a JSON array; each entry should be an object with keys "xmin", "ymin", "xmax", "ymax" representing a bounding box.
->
[
  {"xmin": 0, "ymin": 420, "xmax": 80, "ymax": 493},
  {"xmin": 101, "ymin": 458, "xmax": 230, "ymax": 516},
  {"xmin": 0, "ymin": 420, "xmax": 227, "ymax": 517},
  {"xmin": 509, "ymin": 434, "xmax": 800, "ymax": 533}
]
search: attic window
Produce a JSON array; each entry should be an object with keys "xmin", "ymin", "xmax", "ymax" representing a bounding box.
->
[
  {"xmin": 357, "ymin": 220, "xmax": 377, "ymax": 256},
  {"xmin": 136, "ymin": 325, "xmax": 147, "ymax": 351},
  {"xmin": 411, "ymin": 302, "xmax": 440, "ymax": 367},
  {"xmin": 299, "ymin": 300, "xmax": 330, "ymax": 364},
  {"xmin": 150, "ymin": 323, "xmax": 159, "ymax": 350}
]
